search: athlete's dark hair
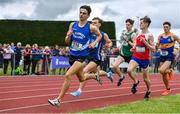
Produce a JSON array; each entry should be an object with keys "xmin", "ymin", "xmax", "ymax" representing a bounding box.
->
[
  {"xmin": 140, "ymin": 16, "xmax": 151, "ymax": 27},
  {"xmin": 126, "ymin": 18, "xmax": 134, "ymax": 25},
  {"xmin": 80, "ymin": 5, "xmax": 91, "ymax": 15},
  {"xmin": 163, "ymin": 21, "xmax": 171, "ymax": 27},
  {"xmin": 92, "ymin": 17, "xmax": 103, "ymax": 24}
]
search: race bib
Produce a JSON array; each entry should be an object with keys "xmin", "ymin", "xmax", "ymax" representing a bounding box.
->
[
  {"xmin": 71, "ymin": 41, "xmax": 83, "ymax": 50},
  {"xmin": 136, "ymin": 46, "xmax": 145, "ymax": 52},
  {"xmin": 160, "ymin": 50, "xmax": 168, "ymax": 56}
]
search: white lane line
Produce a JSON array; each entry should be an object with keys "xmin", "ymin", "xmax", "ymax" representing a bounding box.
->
[
  {"xmin": 0, "ymin": 88, "xmax": 179, "ymax": 113},
  {"xmin": 0, "ymin": 81, "xmax": 169, "ymax": 94},
  {"xmin": 0, "ymin": 83, "xmax": 180, "ymax": 101},
  {"xmin": 0, "ymin": 78, "xmax": 172, "ymax": 89}
]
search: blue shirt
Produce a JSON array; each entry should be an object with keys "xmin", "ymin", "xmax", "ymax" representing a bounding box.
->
[
  {"xmin": 70, "ymin": 21, "xmax": 92, "ymax": 57},
  {"xmin": 89, "ymin": 31, "xmax": 105, "ymax": 60}
]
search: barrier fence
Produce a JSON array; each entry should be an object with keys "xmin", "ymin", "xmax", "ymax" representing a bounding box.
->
[{"xmin": 0, "ymin": 52, "xmax": 179, "ymax": 76}]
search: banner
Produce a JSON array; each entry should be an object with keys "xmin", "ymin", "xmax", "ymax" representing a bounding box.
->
[{"xmin": 52, "ymin": 56, "xmax": 70, "ymax": 69}]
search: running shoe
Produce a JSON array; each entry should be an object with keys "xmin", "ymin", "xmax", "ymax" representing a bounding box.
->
[
  {"xmin": 96, "ymin": 73, "xmax": 103, "ymax": 85},
  {"xmin": 144, "ymin": 91, "xmax": 151, "ymax": 100},
  {"xmin": 167, "ymin": 70, "xmax": 173, "ymax": 80},
  {"xmin": 107, "ymin": 71, "xmax": 113, "ymax": 83},
  {"xmin": 70, "ymin": 91, "xmax": 81, "ymax": 97},
  {"xmin": 117, "ymin": 75, "xmax": 125, "ymax": 86},
  {"xmin": 48, "ymin": 98, "xmax": 60, "ymax": 106},
  {"xmin": 161, "ymin": 89, "xmax": 171, "ymax": 96},
  {"xmin": 131, "ymin": 80, "xmax": 140, "ymax": 94}
]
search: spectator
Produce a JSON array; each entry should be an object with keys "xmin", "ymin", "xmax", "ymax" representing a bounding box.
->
[
  {"xmin": 0, "ymin": 43, "xmax": 5, "ymax": 69},
  {"xmin": 31, "ymin": 44, "xmax": 42, "ymax": 75},
  {"xmin": 23, "ymin": 44, "xmax": 31, "ymax": 75},
  {"xmin": 52, "ymin": 45, "xmax": 60, "ymax": 75},
  {"xmin": 13, "ymin": 42, "xmax": 22, "ymax": 69},
  {"xmin": 153, "ymin": 49, "xmax": 160, "ymax": 73},
  {"xmin": 42, "ymin": 46, "xmax": 51, "ymax": 75},
  {"xmin": 3, "ymin": 44, "xmax": 14, "ymax": 75}
]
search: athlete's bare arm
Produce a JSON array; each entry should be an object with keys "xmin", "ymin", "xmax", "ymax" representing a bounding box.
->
[
  {"xmin": 128, "ymin": 33, "xmax": 136, "ymax": 47},
  {"xmin": 104, "ymin": 33, "xmax": 112, "ymax": 48},
  {"xmin": 141, "ymin": 34, "xmax": 155, "ymax": 51},
  {"xmin": 65, "ymin": 22, "xmax": 74, "ymax": 45},
  {"xmin": 89, "ymin": 24, "xmax": 102, "ymax": 48},
  {"xmin": 173, "ymin": 34, "xmax": 180, "ymax": 43}
]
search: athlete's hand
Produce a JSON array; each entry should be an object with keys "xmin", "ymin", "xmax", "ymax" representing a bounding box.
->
[
  {"xmin": 140, "ymin": 37, "xmax": 146, "ymax": 43},
  {"xmin": 89, "ymin": 42, "xmax": 97, "ymax": 48},
  {"xmin": 105, "ymin": 43, "xmax": 111, "ymax": 48},
  {"xmin": 123, "ymin": 35, "xmax": 128, "ymax": 41},
  {"xmin": 130, "ymin": 47, "xmax": 135, "ymax": 52}
]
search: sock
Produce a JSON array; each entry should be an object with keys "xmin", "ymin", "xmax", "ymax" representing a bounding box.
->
[
  {"xmin": 120, "ymin": 74, "xmax": 124, "ymax": 79},
  {"xmin": 77, "ymin": 88, "xmax": 82, "ymax": 93}
]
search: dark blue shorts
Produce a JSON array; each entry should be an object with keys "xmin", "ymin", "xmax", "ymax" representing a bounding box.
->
[{"xmin": 131, "ymin": 56, "xmax": 149, "ymax": 69}]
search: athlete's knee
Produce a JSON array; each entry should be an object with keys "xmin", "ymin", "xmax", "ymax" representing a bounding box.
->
[
  {"xmin": 127, "ymin": 68, "xmax": 132, "ymax": 74},
  {"xmin": 159, "ymin": 68, "xmax": 165, "ymax": 75},
  {"xmin": 111, "ymin": 65, "xmax": 117, "ymax": 71},
  {"xmin": 83, "ymin": 68, "xmax": 88, "ymax": 73},
  {"xmin": 64, "ymin": 74, "xmax": 72, "ymax": 81},
  {"xmin": 79, "ymin": 76, "xmax": 85, "ymax": 82}
]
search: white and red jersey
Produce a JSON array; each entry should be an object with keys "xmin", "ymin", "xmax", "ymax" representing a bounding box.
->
[{"xmin": 133, "ymin": 33, "xmax": 152, "ymax": 60}]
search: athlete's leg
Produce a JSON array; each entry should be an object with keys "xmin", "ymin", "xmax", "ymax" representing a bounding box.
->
[
  {"xmin": 71, "ymin": 61, "xmax": 98, "ymax": 96},
  {"xmin": 142, "ymin": 68, "xmax": 151, "ymax": 91},
  {"xmin": 111, "ymin": 56, "xmax": 125, "ymax": 78},
  {"xmin": 159, "ymin": 61, "xmax": 171, "ymax": 90},
  {"xmin": 57, "ymin": 61, "xmax": 84, "ymax": 100},
  {"xmin": 127, "ymin": 60, "xmax": 138, "ymax": 83},
  {"xmin": 127, "ymin": 59, "xmax": 140, "ymax": 94}
]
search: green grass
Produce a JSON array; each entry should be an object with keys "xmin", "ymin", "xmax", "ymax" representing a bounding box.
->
[{"xmin": 79, "ymin": 94, "xmax": 180, "ymax": 113}]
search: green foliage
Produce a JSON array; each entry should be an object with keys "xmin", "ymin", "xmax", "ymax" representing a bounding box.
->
[{"xmin": 0, "ymin": 19, "xmax": 116, "ymax": 46}]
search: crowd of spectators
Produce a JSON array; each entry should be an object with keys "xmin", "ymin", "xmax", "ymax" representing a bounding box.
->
[
  {"xmin": 0, "ymin": 42, "xmax": 69, "ymax": 75},
  {"xmin": 0, "ymin": 42, "xmax": 179, "ymax": 76}
]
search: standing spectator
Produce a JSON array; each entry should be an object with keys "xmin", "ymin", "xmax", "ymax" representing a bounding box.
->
[
  {"xmin": 13, "ymin": 42, "xmax": 22, "ymax": 69},
  {"xmin": 10, "ymin": 42, "xmax": 15, "ymax": 51},
  {"xmin": 42, "ymin": 46, "xmax": 51, "ymax": 75},
  {"xmin": 153, "ymin": 49, "xmax": 160, "ymax": 73},
  {"xmin": 0, "ymin": 43, "xmax": 5, "ymax": 69},
  {"xmin": 31, "ymin": 44, "xmax": 41, "ymax": 75},
  {"xmin": 3, "ymin": 44, "xmax": 14, "ymax": 75},
  {"xmin": 23, "ymin": 44, "xmax": 31, "ymax": 75},
  {"xmin": 52, "ymin": 45, "xmax": 60, "ymax": 75},
  {"xmin": 0, "ymin": 43, "xmax": 5, "ymax": 73},
  {"xmin": 176, "ymin": 51, "xmax": 180, "ymax": 72}
]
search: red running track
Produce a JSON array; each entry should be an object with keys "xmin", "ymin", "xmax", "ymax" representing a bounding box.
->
[{"xmin": 0, "ymin": 73, "xmax": 180, "ymax": 113}]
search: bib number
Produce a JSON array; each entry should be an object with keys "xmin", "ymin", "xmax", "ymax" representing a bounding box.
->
[
  {"xmin": 136, "ymin": 46, "xmax": 145, "ymax": 52},
  {"xmin": 71, "ymin": 41, "xmax": 83, "ymax": 50},
  {"xmin": 160, "ymin": 50, "xmax": 168, "ymax": 56}
]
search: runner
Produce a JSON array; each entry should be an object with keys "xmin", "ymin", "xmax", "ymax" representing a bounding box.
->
[
  {"xmin": 107, "ymin": 18, "xmax": 137, "ymax": 86},
  {"xmin": 70, "ymin": 17, "xmax": 112, "ymax": 97},
  {"xmin": 48, "ymin": 5, "xmax": 102, "ymax": 106},
  {"xmin": 157, "ymin": 21, "xmax": 180, "ymax": 96},
  {"xmin": 127, "ymin": 16, "xmax": 155, "ymax": 100}
]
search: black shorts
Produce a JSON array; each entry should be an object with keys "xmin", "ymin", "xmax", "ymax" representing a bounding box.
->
[
  {"xmin": 69, "ymin": 55, "xmax": 88, "ymax": 66},
  {"xmin": 120, "ymin": 54, "xmax": 131, "ymax": 63},
  {"xmin": 88, "ymin": 56, "xmax": 101, "ymax": 66}
]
